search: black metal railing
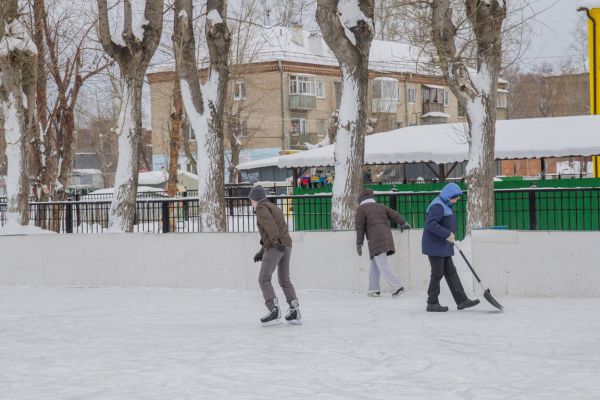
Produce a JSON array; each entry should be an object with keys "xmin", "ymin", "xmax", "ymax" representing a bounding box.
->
[{"xmin": 1, "ymin": 187, "xmax": 598, "ymax": 235}]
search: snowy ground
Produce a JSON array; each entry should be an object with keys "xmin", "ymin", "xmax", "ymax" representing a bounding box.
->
[{"xmin": 1, "ymin": 287, "xmax": 599, "ymax": 400}]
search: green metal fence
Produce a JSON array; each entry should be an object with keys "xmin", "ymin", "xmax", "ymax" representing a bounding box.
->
[{"xmin": 292, "ymin": 187, "xmax": 600, "ymax": 240}]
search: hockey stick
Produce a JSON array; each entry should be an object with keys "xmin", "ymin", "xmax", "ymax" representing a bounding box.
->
[{"xmin": 454, "ymin": 243, "xmax": 504, "ymax": 311}]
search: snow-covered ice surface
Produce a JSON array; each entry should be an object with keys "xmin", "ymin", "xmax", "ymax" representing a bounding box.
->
[{"xmin": 1, "ymin": 288, "xmax": 599, "ymax": 400}]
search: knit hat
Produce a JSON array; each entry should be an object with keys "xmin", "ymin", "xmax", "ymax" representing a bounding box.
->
[
  {"xmin": 248, "ymin": 185, "xmax": 267, "ymax": 201},
  {"xmin": 357, "ymin": 189, "xmax": 375, "ymax": 204}
]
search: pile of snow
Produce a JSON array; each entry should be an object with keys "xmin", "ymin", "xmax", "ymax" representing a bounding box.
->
[{"xmin": 0, "ymin": 222, "xmax": 57, "ymax": 236}]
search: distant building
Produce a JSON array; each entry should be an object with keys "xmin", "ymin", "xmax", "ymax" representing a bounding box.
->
[{"xmin": 147, "ymin": 25, "xmax": 508, "ymax": 180}]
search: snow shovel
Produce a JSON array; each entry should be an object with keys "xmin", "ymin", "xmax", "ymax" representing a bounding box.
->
[{"xmin": 454, "ymin": 243, "xmax": 504, "ymax": 311}]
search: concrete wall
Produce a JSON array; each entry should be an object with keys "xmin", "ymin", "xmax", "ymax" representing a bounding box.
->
[
  {"xmin": 0, "ymin": 231, "xmax": 414, "ymax": 291},
  {"xmin": 471, "ymin": 230, "xmax": 600, "ymax": 297},
  {"xmin": 1, "ymin": 230, "xmax": 599, "ymax": 297}
]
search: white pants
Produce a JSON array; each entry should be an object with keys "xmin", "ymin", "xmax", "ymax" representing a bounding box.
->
[{"xmin": 368, "ymin": 253, "xmax": 403, "ymax": 292}]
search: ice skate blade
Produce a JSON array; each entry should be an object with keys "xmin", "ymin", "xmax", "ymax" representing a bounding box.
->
[
  {"xmin": 286, "ymin": 319, "xmax": 303, "ymax": 325},
  {"xmin": 261, "ymin": 319, "xmax": 283, "ymax": 327}
]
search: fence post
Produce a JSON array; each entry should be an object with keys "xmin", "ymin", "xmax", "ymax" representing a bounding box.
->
[
  {"xmin": 65, "ymin": 201, "xmax": 73, "ymax": 233},
  {"xmin": 75, "ymin": 194, "xmax": 81, "ymax": 228},
  {"xmin": 528, "ymin": 190, "xmax": 537, "ymax": 230},
  {"xmin": 389, "ymin": 193, "xmax": 398, "ymax": 228},
  {"xmin": 162, "ymin": 201, "xmax": 170, "ymax": 233},
  {"xmin": 182, "ymin": 191, "xmax": 189, "ymax": 222}
]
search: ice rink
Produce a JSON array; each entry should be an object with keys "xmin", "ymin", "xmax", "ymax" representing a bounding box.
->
[{"xmin": 1, "ymin": 287, "xmax": 599, "ymax": 400}]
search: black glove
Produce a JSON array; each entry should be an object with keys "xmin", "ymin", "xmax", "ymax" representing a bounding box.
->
[
  {"xmin": 253, "ymin": 250, "xmax": 264, "ymax": 263},
  {"xmin": 274, "ymin": 240, "xmax": 286, "ymax": 252},
  {"xmin": 356, "ymin": 243, "xmax": 363, "ymax": 256},
  {"xmin": 399, "ymin": 222, "xmax": 411, "ymax": 232}
]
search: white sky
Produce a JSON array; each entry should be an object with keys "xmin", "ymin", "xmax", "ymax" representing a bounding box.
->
[{"xmin": 522, "ymin": 0, "xmax": 587, "ymax": 67}]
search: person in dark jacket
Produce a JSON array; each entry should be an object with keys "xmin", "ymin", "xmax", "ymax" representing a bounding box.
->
[
  {"xmin": 422, "ymin": 183, "xmax": 480, "ymax": 312},
  {"xmin": 355, "ymin": 189, "xmax": 411, "ymax": 297},
  {"xmin": 249, "ymin": 186, "xmax": 301, "ymax": 326}
]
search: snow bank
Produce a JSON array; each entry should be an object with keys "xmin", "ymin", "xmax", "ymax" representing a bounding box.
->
[{"xmin": 0, "ymin": 222, "xmax": 57, "ymax": 236}]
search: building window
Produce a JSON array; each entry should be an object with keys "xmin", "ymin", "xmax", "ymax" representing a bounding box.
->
[
  {"xmin": 317, "ymin": 119, "xmax": 326, "ymax": 137},
  {"xmin": 184, "ymin": 124, "xmax": 196, "ymax": 141},
  {"xmin": 316, "ymin": 81, "xmax": 325, "ymax": 98},
  {"xmin": 458, "ymin": 102, "xmax": 466, "ymax": 118},
  {"xmin": 408, "ymin": 88, "xmax": 416, "ymax": 104},
  {"xmin": 239, "ymin": 120, "xmax": 248, "ymax": 137},
  {"xmin": 290, "ymin": 118, "xmax": 307, "ymax": 135},
  {"xmin": 234, "ymin": 80, "xmax": 246, "ymax": 100},
  {"xmin": 334, "ymin": 82, "xmax": 342, "ymax": 109},
  {"xmin": 289, "ymin": 75, "xmax": 316, "ymax": 95},
  {"xmin": 444, "ymin": 90, "xmax": 449, "ymax": 106},
  {"xmin": 396, "ymin": 122, "xmax": 403, "ymax": 129},
  {"xmin": 423, "ymin": 86, "xmax": 444, "ymax": 104},
  {"xmin": 497, "ymin": 91, "xmax": 508, "ymax": 108},
  {"xmin": 372, "ymin": 77, "xmax": 399, "ymax": 113}
]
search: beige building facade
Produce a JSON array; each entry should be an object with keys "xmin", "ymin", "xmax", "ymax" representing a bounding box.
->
[{"xmin": 147, "ymin": 31, "xmax": 508, "ymax": 175}]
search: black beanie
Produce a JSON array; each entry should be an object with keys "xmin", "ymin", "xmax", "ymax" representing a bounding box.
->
[{"xmin": 248, "ymin": 185, "xmax": 267, "ymax": 201}]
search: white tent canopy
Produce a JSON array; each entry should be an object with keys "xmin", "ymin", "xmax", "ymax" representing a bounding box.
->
[
  {"xmin": 269, "ymin": 115, "xmax": 600, "ymax": 169},
  {"xmin": 237, "ymin": 156, "xmax": 285, "ymax": 171}
]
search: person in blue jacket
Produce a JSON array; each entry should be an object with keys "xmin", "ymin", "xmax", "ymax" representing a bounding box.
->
[{"xmin": 422, "ymin": 183, "xmax": 480, "ymax": 312}]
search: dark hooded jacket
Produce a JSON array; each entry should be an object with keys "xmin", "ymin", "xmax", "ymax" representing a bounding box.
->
[
  {"xmin": 355, "ymin": 190, "xmax": 407, "ymax": 259},
  {"xmin": 421, "ymin": 183, "xmax": 462, "ymax": 257}
]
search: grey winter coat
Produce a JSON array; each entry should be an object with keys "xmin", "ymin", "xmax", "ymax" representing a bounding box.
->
[{"xmin": 355, "ymin": 201, "xmax": 407, "ymax": 259}]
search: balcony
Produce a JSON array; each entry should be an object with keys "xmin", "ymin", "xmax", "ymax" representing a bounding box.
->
[
  {"xmin": 422, "ymin": 102, "xmax": 444, "ymax": 114},
  {"xmin": 290, "ymin": 132, "xmax": 319, "ymax": 150},
  {"xmin": 289, "ymin": 94, "xmax": 316, "ymax": 110}
]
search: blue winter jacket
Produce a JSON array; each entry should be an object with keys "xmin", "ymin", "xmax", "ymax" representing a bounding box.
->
[{"xmin": 421, "ymin": 183, "xmax": 463, "ymax": 257}]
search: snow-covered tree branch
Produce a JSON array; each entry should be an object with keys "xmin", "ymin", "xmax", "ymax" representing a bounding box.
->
[
  {"xmin": 430, "ymin": 0, "xmax": 506, "ymax": 233},
  {"xmin": 0, "ymin": 0, "xmax": 37, "ymax": 227},
  {"xmin": 173, "ymin": 0, "xmax": 229, "ymax": 232},
  {"xmin": 97, "ymin": 0, "xmax": 164, "ymax": 232},
  {"xmin": 316, "ymin": 0, "xmax": 374, "ymax": 230}
]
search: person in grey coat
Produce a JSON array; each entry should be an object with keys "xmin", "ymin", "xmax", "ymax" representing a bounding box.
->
[
  {"xmin": 355, "ymin": 189, "xmax": 411, "ymax": 297},
  {"xmin": 249, "ymin": 186, "xmax": 301, "ymax": 326}
]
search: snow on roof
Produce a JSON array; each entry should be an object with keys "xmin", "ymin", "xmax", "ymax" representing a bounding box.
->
[
  {"xmin": 138, "ymin": 170, "xmax": 198, "ymax": 185},
  {"xmin": 149, "ymin": 26, "xmax": 429, "ymax": 75},
  {"xmin": 238, "ymin": 155, "xmax": 286, "ymax": 171},
  {"xmin": 72, "ymin": 169, "xmax": 102, "ymax": 175},
  {"xmin": 421, "ymin": 112, "xmax": 450, "ymax": 118},
  {"xmin": 423, "ymin": 84, "xmax": 445, "ymax": 90},
  {"xmin": 88, "ymin": 186, "xmax": 164, "ymax": 195},
  {"xmin": 139, "ymin": 171, "xmax": 168, "ymax": 185},
  {"xmin": 275, "ymin": 115, "xmax": 600, "ymax": 168}
]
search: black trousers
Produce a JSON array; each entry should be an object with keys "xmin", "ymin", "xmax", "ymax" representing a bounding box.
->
[{"xmin": 427, "ymin": 256, "xmax": 468, "ymax": 305}]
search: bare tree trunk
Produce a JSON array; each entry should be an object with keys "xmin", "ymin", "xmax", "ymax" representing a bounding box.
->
[
  {"xmin": 180, "ymin": 118, "xmax": 196, "ymax": 174},
  {"xmin": 316, "ymin": 0, "xmax": 374, "ymax": 230},
  {"xmin": 174, "ymin": 0, "xmax": 229, "ymax": 232},
  {"xmin": 0, "ymin": 0, "xmax": 37, "ymax": 227},
  {"xmin": 167, "ymin": 78, "xmax": 182, "ymax": 197},
  {"xmin": 97, "ymin": 0, "xmax": 164, "ymax": 232},
  {"xmin": 430, "ymin": 0, "xmax": 506, "ymax": 233},
  {"xmin": 228, "ymin": 135, "xmax": 241, "ymax": 184}
]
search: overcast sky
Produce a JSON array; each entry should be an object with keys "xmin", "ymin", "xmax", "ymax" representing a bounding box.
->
[{"xmin": 523, "ymin": 0, "xmax": 587, "ymax": 68}]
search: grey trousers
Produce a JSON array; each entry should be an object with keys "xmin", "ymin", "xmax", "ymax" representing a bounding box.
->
[
  {"xmin": 259, "ymin": 247, "xmax": 297, "ymax": 309},
  {"xmin": 368, "ymin": 253, "xmax": 403, "ymax": 292}
]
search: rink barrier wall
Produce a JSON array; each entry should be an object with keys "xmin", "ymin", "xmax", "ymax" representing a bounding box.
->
[{"xmin": 0, "ymin": 230, "xmax": 599, "ymax": 297}]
